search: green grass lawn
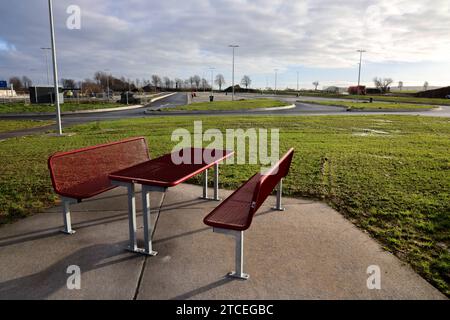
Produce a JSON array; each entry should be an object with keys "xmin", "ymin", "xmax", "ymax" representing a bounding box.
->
[
  {"xmin": 0, "ymin": 115, "xmax": 448, "ymax": 295},
  {"xmin": 0, "ymin": 120, "xmax": 54, "ymax": 133},
  {"xmin": 298, "ymin": 93, "xmax": 450, "ymax": 106},
  {"xmin": 156, "ymin": 99, "xmax": 289, "ymax": 111},
  {"xmin": 0, "ymin": 102, "xmax": 126, "ymax": 114},
  {"xmin": 301, "ymin": 100, "xmax": 438, "ymax": 111}
]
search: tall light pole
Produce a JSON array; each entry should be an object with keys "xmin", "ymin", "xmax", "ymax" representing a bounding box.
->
[
  {"xmin": 296, "ymin": 71, "xmax": 300, "ymax": 93},
  {"xmin": 357, "ymin": 49, "xmax": 366, "ymax": 89},
  {"xmin": 40, "ymin": 47, "xmax": 51, "ymax": 85},
  {"xmin": 209, "ymin": 67, "xmax": 215, "ymax": 98},
  {"xmin": 104, "ymin": 69, "xmax": 110, "ymax": 101},
  {"xmin": 229, "ymin": 45, "xmax": 239, "ymax": 101},
  {"xmin": 274, "ymin": 69, "xmax": 278, "ymax": 95},
  {"xmin": 48, "ymin": 0, "xmax": 62, "ymax": 135}
]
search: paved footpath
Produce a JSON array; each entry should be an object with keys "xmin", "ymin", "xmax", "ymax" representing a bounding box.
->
[{"xmin": 0, "ymin": 184, "xmax": 445, "ymax": 300}]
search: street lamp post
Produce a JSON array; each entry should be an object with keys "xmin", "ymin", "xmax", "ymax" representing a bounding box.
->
[
  {"xmin": 48, "ymin": 0, "xmax": 62, "ymax": 135},
  {"xmin": 229, "ymin": 45, "xmax": 239, "ymax": 101},
  {"xmin": 104, "ymin": 69, "xmax": 110, "ymax": 101},
  {"xmin": 357, "ymin": 49, "xmax": 366, "ymax": 93},
  {"xmin": 296, "ymin": 71, "xmax": 300, "ymax": 94},
  {"xmin": 274, "ymin": 69, "xmax": 278, "ymax": 95},
  {"xmin": 209, "ymin": 67, "xmax": 215, "ymax": 99}
]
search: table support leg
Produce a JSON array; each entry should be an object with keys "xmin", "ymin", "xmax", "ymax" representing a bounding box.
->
[
  {"xmin": 200, "ymin": 164, "xmax": 221, "ymax": 201},
  {"xmin": 127, "ymin": 183, "xmax": 138, "ymax": 252},
  {"xmin": 202, "ymin": 169, "xmax": 208, "ymax": 199},
  {"xmin": 142, "ymin": 185, "xmax": 158, "ymax": 256}
]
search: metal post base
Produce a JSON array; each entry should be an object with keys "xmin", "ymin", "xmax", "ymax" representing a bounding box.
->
[
  {"xmin": 199, "ymin": 196, "xmax": 222, "ymax": 201},
  {"xmin": 227, "ymin": 271, "xmax": 250, "ymax": 280},
  {"xmin": 61, "ymin": 229, "xmax": 76, "ymax": 235},
  {"xmin": 127, "ymin": 247, "xmax": 158, "ymax": 256}
]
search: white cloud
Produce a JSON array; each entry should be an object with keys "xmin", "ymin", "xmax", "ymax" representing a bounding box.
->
[{"xmin": 1, "ymin": 0, "xmax": 449, "ymax": 85}]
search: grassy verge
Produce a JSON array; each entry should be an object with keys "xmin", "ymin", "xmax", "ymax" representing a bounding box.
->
[
  {"xmin": 155, "ymin": 99, "xmax": 290, "ymax": 111},
  {"xmin": 0, "ymin": 120, "xmax": 54, "ymax": 133},
  {"xmin": 298, "ymin": 93, "xmax": 450, "ymax": 106},
  {"xmin": 0, "ymin": 102, "xmax": 127, "ymax": 114},
  {"xmin": 300, "ymin": 100, "xmax": 438, "ymax": 111},
  {"xmin": 0, "ymin": 115, "xmax": 448, "ymax": 295}
]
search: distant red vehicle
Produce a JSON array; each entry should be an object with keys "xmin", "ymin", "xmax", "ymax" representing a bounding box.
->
[{"xmin": 348, "ymin": 86, "xmax": 366, "ymax": 95}]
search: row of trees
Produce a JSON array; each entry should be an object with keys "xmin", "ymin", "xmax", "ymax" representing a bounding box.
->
[
  {"xmin": 309, "ymin": 78, "xmax": 431, "ymax": 93},
  {"xmin": 374, "ymin": 78, "xmax": 430, "ymax": 93},
  {"xmin": 7, "ymin": 76, "xmax": 33, "ymax": 91},
  {"xmin": 6, "ymin": 72, "xmax": 254, "ymax": 94}
]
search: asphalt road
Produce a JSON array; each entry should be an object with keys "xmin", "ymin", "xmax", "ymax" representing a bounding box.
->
[{"xmin": 1, "ymin": 92, "xmax": 449, "ymax": 140}]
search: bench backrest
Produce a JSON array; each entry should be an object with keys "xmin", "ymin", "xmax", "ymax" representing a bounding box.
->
[
  {"xmin": 48, "ymin": 137, "xmax": 150, "ymax": 199},
  {"xmin": 250, "ymin": 148, "xmax": 295, "ymax": 215}
]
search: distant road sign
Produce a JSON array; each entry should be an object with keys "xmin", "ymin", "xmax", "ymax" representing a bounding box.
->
[{"xmin": 0, "ymin": 81, "xmax": 7, "ymax": 88}]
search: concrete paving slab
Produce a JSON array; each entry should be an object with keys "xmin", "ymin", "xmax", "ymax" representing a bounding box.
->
[
  {"xmin": 0, "ymin": 183, "xmax": 446, "ymax": 300},
  {"xmin": 0, "ymin": 186, "xmax": 164, "ymax": 300},
  {"xmin": 137, "ymin": 184, "xmax": 445, "ymax": 300}
]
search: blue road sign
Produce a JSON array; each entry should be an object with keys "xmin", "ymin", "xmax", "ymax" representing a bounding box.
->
[{"xmin": 0, "ymin": 81, "xmax": 7, "ymax": 88}]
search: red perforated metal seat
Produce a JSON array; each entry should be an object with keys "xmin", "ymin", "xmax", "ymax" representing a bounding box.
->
[
  {"xmin": 203, "ymin": 173, "xmax": 261, "ymax": 231},
  {"xmin": 48, "ymin": 137, "xmax": 150, "ymax": 201},
  {"xmin": 203, "ymin": 148, "xmax": 294, "ymax": 280},
  {"xmin": 204, "ymin": 148, "xmax": 294, "ymax": 231},
  {"xmin": 47, "ymin": 137, "xmax": 150, "ymax": 234}
]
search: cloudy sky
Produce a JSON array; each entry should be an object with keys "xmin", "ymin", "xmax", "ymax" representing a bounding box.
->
[{"xmin": 1, "ymin": 0, "xmax": 450, "ymax": 89}]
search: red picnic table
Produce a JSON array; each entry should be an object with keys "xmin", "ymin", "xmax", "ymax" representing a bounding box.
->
[{"xmin": 108, "ymin": 148, "xmax": 234, "ymax": 256}]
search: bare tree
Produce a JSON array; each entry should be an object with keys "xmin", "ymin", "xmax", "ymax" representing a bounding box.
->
[
  {"xmin": 62, "ymin": 78, "xmax": 76, "ymax": 88},
  {"xmin": 9, "ymin": 77, "xmax": 23, "ymax": 90},
  {"xmin": 423, "ymin": 81, "xmax": 429, "ymax": 91},
  {"xmin": 193, "ymin": 75, "xmax": 201, "ymax": 90},
  {"xmin": 312, "ymin": 81, "xmax": 319, "ymax": 91},
  {"xmin": 201, "ymin": 78, "xmax": 209, "ymax": 91},
  {"xmin": 151, "ymin": 75, "xmax": 161, "ymax": 89},
  {"xmin": 373, "ymin": 77, "xmax": 393, "ymax": 93},
  {"xmin": 398, "ymin": 81, "xmax": 404, "ymax": 91},
  {"xmin": 241, "ymin": 75, "xmax": 252, "ymax": 89},
  {"xmin": 81, "ymin": 79, "xmax": 102, "ymax": 95},
  {"xmin": 163, "ymin": 77, "xmax": 171, "ymax": 89},
  {"xmin": 215, "ymin": 74, "xmax": 226, "ymax": 91}
]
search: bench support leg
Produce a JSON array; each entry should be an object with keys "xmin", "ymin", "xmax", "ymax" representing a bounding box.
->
[
  {"xmin": 214, "ymin": 228, "xmax": 249, "ymax": 280},
  {"xmin": 273, "ymin": 179, "xmax": 286, "ymax": 211},
  {"xmin": 142, "ymin": 185, "xmax": 158, "ymax": 256},
  {"xmin": 61, "ymin": 197, "xmax": 76, "ymax": 235}
]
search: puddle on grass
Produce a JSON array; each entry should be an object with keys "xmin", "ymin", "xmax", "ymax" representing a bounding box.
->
[
  {"xmin": 372, "ymin": 119, "xmax": 394, "ymax": 124},
  {"xmin": 352, "ymin": 128, "xmax": 391, "ymax": 137},
  {"xmin": 368, "ymin": 154, "xmax": 395, "ymax": 160}
]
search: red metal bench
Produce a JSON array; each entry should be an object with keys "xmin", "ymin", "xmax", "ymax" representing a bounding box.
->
[
  {"xmin": 203, "ymin": 148, "xmax": 294, "ymax": 279},
  {"xmin": 48, "ymin": 137, "xmax": 150, "ymax": 234}
]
